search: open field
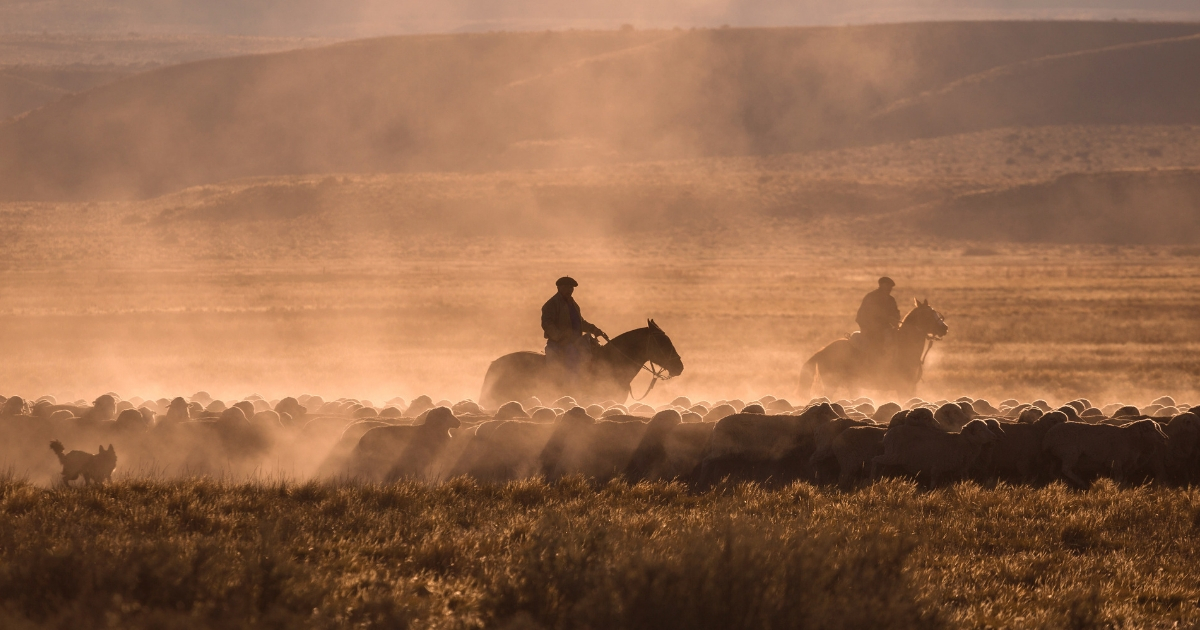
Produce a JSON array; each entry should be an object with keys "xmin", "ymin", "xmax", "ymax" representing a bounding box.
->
[
  {"xmin": 3, "ymin": 18, "xmax": 1200, "ymax": 629},
  {"xmin": 1, "ymin": 122, "xmax": 1198, "ymax": 403},
  {"xmin": 2, "ymin": 476, "xmax": 1200, "ymax": 629},
  {"xmin": 0, "ymin": 244, "xmax": 1198, "ymax": 405}
]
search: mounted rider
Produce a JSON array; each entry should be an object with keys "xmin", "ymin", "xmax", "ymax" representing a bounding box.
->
[
  {"xmin": 542, "ymin": 277, "xmax": 608, "ymax": 380},
  {"xmin": 855, "ymin": 277, "xmax": 901, "ymax": 359}
]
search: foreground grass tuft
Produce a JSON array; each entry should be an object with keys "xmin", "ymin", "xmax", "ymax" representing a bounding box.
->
[{"xmin": 1, "ymin": 476, "xmax": 1199, "ymax": 628}]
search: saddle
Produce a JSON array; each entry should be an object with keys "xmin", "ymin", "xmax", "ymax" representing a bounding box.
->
[{"xmin": 847, "ymin": 330, "xmax": 892, "ymax": 367}]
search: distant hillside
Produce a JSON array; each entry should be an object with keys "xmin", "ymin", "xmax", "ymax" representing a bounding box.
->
[
  {"xmin": 0, "ymin": 73, "xmax": 66, "ymax": 120},
  {"xmin": 921, "ymin": 169, "xmax": 1200, "ymax": 244},
  {"xmin": 865, "ymin": 33, "xmax": 1200, "ymax": 141},
  {"xmin": 2, "ymin": 0, "xmax": 1199, "ymax": 37},
  {"xmin": 1, "ymin": 21, "xmax": 1199, "ymax": 201}
]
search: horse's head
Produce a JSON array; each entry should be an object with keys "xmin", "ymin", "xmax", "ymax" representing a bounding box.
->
[
  {"xmin": 903, "ymin": 299, "xmax": 948, "ymax": 340},
  {"xmin": 647, "ymin": 319, "xmax": 684, "ymax": 377}
]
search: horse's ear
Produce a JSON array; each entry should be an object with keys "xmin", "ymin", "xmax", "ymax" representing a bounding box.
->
[
  {"xmin": 648, "ymin": 318, "xmax": 658, "ymax": 330},
  {"xmin": 913, "ymin": 298, "xmax": 919, "ymax": 307},
  {"xmin": 922, "ymin": 298, "xmax": 929, "ymax": 306}
]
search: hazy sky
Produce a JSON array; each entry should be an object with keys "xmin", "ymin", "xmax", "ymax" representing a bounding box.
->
[{"xmin": 2, "ymin": 0, "xmax": 1198, "ymax": 36}]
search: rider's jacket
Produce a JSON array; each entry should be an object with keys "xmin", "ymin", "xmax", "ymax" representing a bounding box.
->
[
  {"xmin": 542, "ymin": 293, "xmax": 602, "ymax": 343},
  {"xmin": 856, "ymin": 287, "xmax": 901, "ymax": 334}
]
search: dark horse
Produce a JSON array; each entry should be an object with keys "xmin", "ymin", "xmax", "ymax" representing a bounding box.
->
[
  {"xmin": 480, "ymin": 319, "xmax": 683, "ymax": 409},
  {"xmin": 798, "ymin": 299, "xmax": 948, "ymax": 399}
]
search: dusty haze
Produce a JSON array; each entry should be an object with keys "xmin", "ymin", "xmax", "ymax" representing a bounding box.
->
[{"xmin": 0, "ymin": 19, "xmax": 1198, "ymax": 417}]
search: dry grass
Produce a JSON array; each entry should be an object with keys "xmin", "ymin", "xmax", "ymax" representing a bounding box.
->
[{"xmin": 2, "ymin": 475, "xmax": 1198, "ymax": 629}]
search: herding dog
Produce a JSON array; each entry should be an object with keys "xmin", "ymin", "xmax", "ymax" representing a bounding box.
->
[{"xmin": 49, "ymin": 440, "xmax": 117, "ymax": 485}]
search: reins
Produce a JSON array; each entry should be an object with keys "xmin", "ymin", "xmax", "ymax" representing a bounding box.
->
[
  {"xmin": 605, "ymin": 331, "xmax": 675, "ymax": 401},
  {"xmin": 915, "ymin": 335, "xmax": 939, "ymax": 383}
]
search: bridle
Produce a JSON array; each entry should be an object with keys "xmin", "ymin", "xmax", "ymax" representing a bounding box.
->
[
  {"xmin": 911, "ymin": 309, "xmax": 946, "ymax": 384},
  {"xmin": 605, "ymin": 330, "xmax": 676, "ymax": 401}
]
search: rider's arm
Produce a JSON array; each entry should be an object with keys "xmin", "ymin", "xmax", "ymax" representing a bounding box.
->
[{"xmin": 580, "ymin": 318, "xmax": 605, "ymax": 339}]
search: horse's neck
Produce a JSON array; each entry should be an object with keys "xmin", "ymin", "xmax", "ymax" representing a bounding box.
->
[
  {"xmin": 607, "ymin": 329, "xmax": 650, "ymax": 365},
  {"xmin": 896, "ymin": 317, "xmax": 929, "ymax": 360}
]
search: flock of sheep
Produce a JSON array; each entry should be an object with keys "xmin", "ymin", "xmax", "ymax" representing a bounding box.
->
[{"xmin": 1, "ymin": 390, "xmax": 1195, "ymax": 490}]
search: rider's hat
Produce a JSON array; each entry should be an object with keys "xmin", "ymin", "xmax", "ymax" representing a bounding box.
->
[
  {"xmin": 878, "ymin": 276, "xmax": 895, "ymax": 287},
  {"xmin": 556, "ymin": 276, "xmax": 578, "ymax": 288}
]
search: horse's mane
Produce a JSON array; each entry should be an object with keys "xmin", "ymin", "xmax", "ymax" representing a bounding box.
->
[
  {"xmin": 610, "ymin": 326, "xmax": 650, "ymax": 345},
  {"xmin": 901, "ymin": 302, "xmax": 933, "ymax": 327}
]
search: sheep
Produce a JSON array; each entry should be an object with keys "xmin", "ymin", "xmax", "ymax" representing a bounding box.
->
[
  {"xmin": 452, "ymin": 400, "xmax": 483, "ymax": 416},
  {"xmin": 312, "ymin": 420, "xmax": 391, "ymax": 477},
  {"xmin": 41, "ymin": 395, "xmax": 117, "ymax": 424},
  {"xmin": 538, "ymin": 407, "xmax": 599, "ymax": 480},
  {"xmin": 832, "ymin": 425, "xmax": 887, "ymax": 490},
  {"xmin": 985, "ymin": 411, "xmax": 1067, "ymax": 484},
  {"xmin": 871, "ymin": 402, "xmax": 902, "ymax": 423},
  {"xmin": 809, "ymin": 417, "xmax": 875, "ymax": 484},
  {"xmin": 624, "ymin": 410, "xmax": 684, "ymax": 481},
  {"xmin": 972, "ymin": 399, "xmax": 1000, "ymax": 416},
  {"xmin": 888, "ymin": 407, "xmax": 939, "ymax": 430},
  {"xmin": 162, "ymin": 397, "xmax": 191, "ymax": 425},
  {"xmin": 1042, "ymin": 419, "xmax": 1169, "ymax": 489},
  {"xmin": 873, "ymin": 419, "xmax": 998, "ymax": 487},
  {"xmin": 1161, "ymin": 412, "xmax": 1200, "ymax": 485},
  {"xmin": 530, "ymin": 407, "xmax": 556, "ymax": 423},
  {"xmin": 494, "ymin": 401, "xmax": 529, "ymax": 421},
  {"xmin": 252, "ymin": 410, "xmax": 285, "ymax": 429},
  {"xmin": 1056, "ymin": 405, "xmax": 1082, "ymax": 423},
  {"xmin": 703, "ymin": 404, "xmax": 737, "ymax": 422},
  {"xmin": 766, "ymin": 399, "xmax": 794, "ymax": 413},
  {"xmin": 696, "ymin": 403, "xmax": 840, "ymax": 486},
  {"xmin": 1, "ymin": 396, "xmax": 29, "ymax": 417},
  {"xmin": 232, "ymin": 401, "xmax": 256, "ymax": 422},
  {"xmin": 547, "ymin": 415, "xmax": 650, "ymax": 482},
  {"xmin": 933, "ymin": 402, "xmax": 974, "ymax": 431},
  {"xmin": 275, "ymin": 397, "xmax": 308, "ymax": 422},
  {"xmin": 348, "ymin": 407, "xmax": 461, "ymax": 481},
  {"xmin": 405, "ymin": 395, "xmax": 435, "ymax": 418},
  {"xmin": 114, "ymin": 408, "xmax": 149, "ymax": 432},
  {"xmin": 454, "ymin": 420, "xmax": 559, "ymax": 481}
]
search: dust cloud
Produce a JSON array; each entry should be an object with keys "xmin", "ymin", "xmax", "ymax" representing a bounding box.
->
[{"xmin": 1, "ymin": 17, "xmax": 1200, "ymax": 483}]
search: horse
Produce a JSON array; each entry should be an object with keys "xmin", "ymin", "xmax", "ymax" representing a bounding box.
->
[
  {"xmin": 479, "ymin": 319, "xmax": 684, "ymax": 409},
  {"xmin": 798, "ymin": 299, "xmax": 947, "ymax": 399}
]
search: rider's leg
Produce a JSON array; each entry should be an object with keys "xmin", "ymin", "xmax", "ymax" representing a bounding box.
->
[
  {"xmin": 546, "ymin": 340, "xmax": 568, "ymax": 389},
  {"xmin": 563, "ymin": 339, "xmax": 582, "ymax": 392}
]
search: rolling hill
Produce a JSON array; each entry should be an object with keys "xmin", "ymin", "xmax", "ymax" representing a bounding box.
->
[
  {"xmin": 1, "ymin": 21, "xmax": 1199, "ymax": 201},
  {"xmin": 864, "ymin": 33, "xmax": 1200, "ymax": 141},
  {"xmin": 0, "ymin": 73, "xmax": 66, "ymax": 120},
  {"xmin": 921, "ymin": 168, "xmax": 1200, "ymax": 244}
]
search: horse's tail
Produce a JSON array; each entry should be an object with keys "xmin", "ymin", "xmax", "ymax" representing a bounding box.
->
[
  {"xmin": 479, "ymin": 359, "xmax": 503, "ymax": 411},
  {"xmin": 798, "ymin": 354, "xmax": 819, "ymax": 401}
]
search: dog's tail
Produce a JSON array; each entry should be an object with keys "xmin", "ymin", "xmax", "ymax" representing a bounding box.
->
[{"xmin": 49, "ymin": 439, "xmax": 66, "ymax": 463}]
